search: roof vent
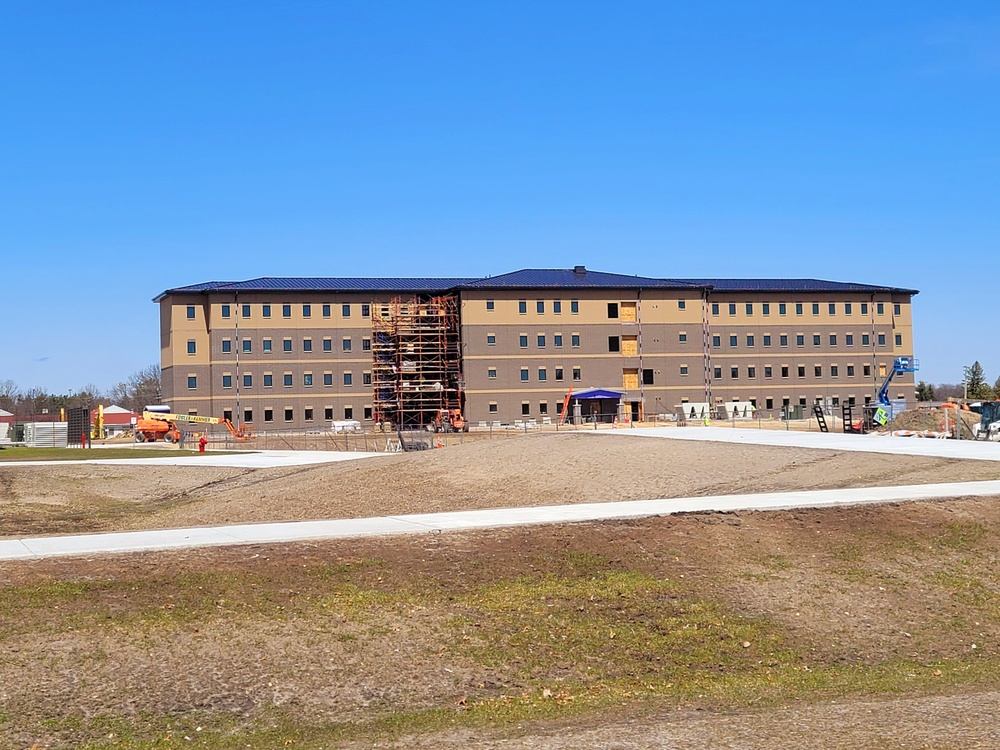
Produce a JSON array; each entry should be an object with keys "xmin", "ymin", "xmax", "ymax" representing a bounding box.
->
[{"xmin": 573, "ymin": 265, "xmax": 587, "ymax": 275}]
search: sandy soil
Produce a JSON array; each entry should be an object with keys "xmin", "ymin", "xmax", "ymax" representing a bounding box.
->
[{"xmin": 4, "ymin": 433, "xmax": 1000, "ymax": 748}]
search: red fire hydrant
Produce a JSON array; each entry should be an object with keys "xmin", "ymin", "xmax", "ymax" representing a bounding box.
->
[{"xmin": 198, "ymin": 436, "xmax": 207, "ymax": 453}]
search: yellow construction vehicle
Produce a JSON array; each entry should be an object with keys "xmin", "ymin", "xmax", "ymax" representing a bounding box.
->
[{"xmin": 134, "ymin": 410, "xmax": 255, "ymax": 443}]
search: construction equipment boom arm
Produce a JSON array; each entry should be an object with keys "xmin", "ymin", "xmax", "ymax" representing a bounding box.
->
[
  {"xmin": 877, "ymin": 357, "xmax": 919, "ymax": 408},
  {"xmin": 142, "ymin": 411, "xmax": 222, "ymax": 425}
]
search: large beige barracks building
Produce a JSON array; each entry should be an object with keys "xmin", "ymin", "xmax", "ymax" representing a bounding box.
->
[{"xmin": 155, "ymin": 267, "xmax": 917, "ymax": 429}]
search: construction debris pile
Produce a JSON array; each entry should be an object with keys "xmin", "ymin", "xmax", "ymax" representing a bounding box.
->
[{"xmin": 889, "ymin": 407, "xmax": 980, "ymax": 436}]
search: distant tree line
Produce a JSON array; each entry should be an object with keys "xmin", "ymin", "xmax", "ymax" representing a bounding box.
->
[
  {"xmin": 0, "ymin": 365, "xmax": 161, "ymax": 418},
  {"xmin": 915, "ymin": 361, "xmax": 1000, "ymax": 403}
]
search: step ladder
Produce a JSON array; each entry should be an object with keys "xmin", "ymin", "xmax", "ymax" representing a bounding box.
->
[{"xmin": 812, "ymin": 404, "xmax": 829, "ymax": 433}]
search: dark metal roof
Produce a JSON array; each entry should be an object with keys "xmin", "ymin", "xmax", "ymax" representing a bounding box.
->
[
  {"xmin": 155, "ymin": 270, "xmax": 919, "ymax": 301},
  {"xmin": 680, "ymin": 278, "xmax": 919, "ymax": 295},
  {"xmin": 458, "ymin": 268, "xmax": 704, "ymax": 290},
  {"xmin": 155, "ymin": 277, "xmax": 476, "ymax": 301}
]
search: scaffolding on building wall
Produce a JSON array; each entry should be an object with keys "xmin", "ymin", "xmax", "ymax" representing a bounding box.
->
[{"xmin": 371, "ymin": 295, "xmax": 464, "ymax": 429}]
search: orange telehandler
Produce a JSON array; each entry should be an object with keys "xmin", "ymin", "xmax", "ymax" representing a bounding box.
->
[{"xmin": 134, "ymin": 410, "xmax": 254, "ymax": 443}]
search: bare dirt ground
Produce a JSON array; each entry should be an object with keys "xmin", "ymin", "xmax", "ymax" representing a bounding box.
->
[{"xmin": 4, "ymin": 433, "xmax": 1000, "ymax": 748}]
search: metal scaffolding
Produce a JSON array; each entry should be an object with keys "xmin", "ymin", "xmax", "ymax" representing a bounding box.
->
[{"xmin": 371, "ymin": 295, "xmax": 464, "ymax": 429}]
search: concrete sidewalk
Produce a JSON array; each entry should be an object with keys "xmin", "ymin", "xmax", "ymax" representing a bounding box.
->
[
  {"xmin": 610, "ymin": 426, "xmax": 1000, "ymax": 462},
  {"xmin": 0, "ymin": 449, "xmax": 385, "ymax": 469},
  {"xmin": 4, "ymin": 479, "xmax": 1000, "ymax": 562}
]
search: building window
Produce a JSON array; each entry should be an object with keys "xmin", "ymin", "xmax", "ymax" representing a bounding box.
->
[
  {"xmin": 813, "ymin": 334, "xmax": 821, "ymax": 346},
  {"xmin": 283, "ymin": 339, "xmax": 292, "ymax": 352},
  {"xmin": 324, "ymin": 407, "xmax": 334, "ymax": 420},
  {"xmin": 342, "ymin": 338, "xmax": 351, "ymax": 352},
  {"xmin": 680, "ymin": 365, "xmax": 688, "ymax": 376},
  {"xmin": 609, "ymin": 336, "xmax": 620, "ymax": 352},
  {"xmin": 222, "ymin": 374, "xmax": 232, "ymax": 388},
  {"xmin": 845, "ymin": 303, "xmax": 852, "ymax": 315},
  {"xmin": 323, "ymin": 338, "xmax": 332, "ymax": 352},
  {"xmin": 187, "ymin": 340, "xmax": 196, "ymax": 354},
  {"xmin": 238, "ymin": 304, "xmax": 249, "ymax": 319},
  {"xmin": 362, "ymin": 338, "xmax": 371, "ymax": 351},
  {"xmin": 555, "ymin": 367, "xmax": 564, "ymax": 381},
  {"xmin": 186, "ymin": 305, "xmax": 196, "ymax": 319},
  {"xmin": 222, "ymin": 339, "xmax": 231, "ymax": 353},
  {"xmin": 678, "ymin": 300, "xmax": 686, "ymax": 310},
  {"xmin": 731, "ymin": 366, "xmax": 739, "ymax": 379},
  {"xmin": 489, "ymin": 402, "xmax": 498, "ymax": 414},
  {"xmin": 711, "ymin": 302, "xmax": 719, "ymax": 316},
  {"xmin": 796, "ymin": 335, "xmax": 804, "ymax": 347},
  {"xmin": 282, "ymin": 304, "xmax": 291, "ymax": 318},
  {"xmin": 488, "ymin": 367, "xmax": 497, "ymax": 379},
  {"xmin": 713, "ymin": 335, "xmax": 721, "ymax": 348},
  {"xmin": 829, "ymin": 334, "xmax": 837, "ymax": 346},
  {"xmin": 729, "ymin": 335, "xmax": 738, "ymax": 347},
  {"xmin": 303, "ymin": 373, "xmax": 313, "ymax": 387},
  {"xmin": 679, "ymin": 333, "xmax": 687, "ymax": 343},
  {"xmin": 538, "ymin": 368, "xmax": 547, "ymax": 381},
  {"xmin": 828, "ymin": 303, "xmax": 836, "ymax": 315},
  {"xmin": 244, "ymin": 409, "xmax": 253, "ymax": 424},
  {"xmin": 878, "ymin": 333, "xmax": 886, "ymax": 346},
  {"xmin": 894, "ymin": 303, "xmax": 901, "ymax": 316},
  {"xmin": 323, "ymin": 373, "xmax": 333, "ymax": 386},
  {"xmin": 862, "ymin": 334, "xmax": 871, "ymax": 346},
  {"xmin": 519, "ymin": 334, "xmax": 528, "ymax": 348},
  {"xmin": 285, "ymin": 409, "xmax": 293, "ymax": 422},
  {"xmin": 762, "ymin": 303, "xmax": 770, "ymax": 315},
  {"xmin": 537, "ymin": 334, "xmax": 546, "ymax": 348},
  {"xmin": 263, "ymin": 304, "xmax": 271, "ymax": 318},
  {"xmin": 814, "ymin": 365, "xmax": 822, "ymax": 377},
  {"xmin": 846, "ymin": 334, "xmax": 854, "ymax": 346},
  {"xmin": 764, "ymin": 366, "xmax": 772, "ymax": 378},
  {"xmin": 747, "ymin": 335, "xmax": 755, "ymax": 347},
  {"xmin": 847, "ymin": 365, "xmax": 855, "ymax": 376},
  {"xmin": 831, "ymin": 365, "xmax": 839, "ymax": 377},
  {"xmin": 861, "ymin": 302, "xmax": 869, "ymax": 316},
  {"xmin": 746, "ymin": 303, "xmax": 753, "ymax": 315},
  {"xmin": 243, "ymin": 374, "xmax": 252, "ymax": 388},
  {"xmin": 284, "ymin": 373, "xmax": 293, "ymax": 387},
  {"xmin": 572, "ymin": 367, "xmax": 581, "ymax": 381},
  {"xmin": 747, "ymin": 366, "xmax": 756, "ymax": 379},
  {"xmin": 714, "ymin": 367, "xmax": 722, "ymax": 379},
  {"xmin": 729, "ymin": 303, "xmax": 737, "ymax": 315},
  {"xmin": 780, "ymin": 334, "xmax": 788, "ymax": 347},
  {"xmin": 486, "ymin": 300, "xmax": 495, "ymax": 311},
  {"xmin": 779, "ymin": 303, "xmax": 787, "ymax": 315},
  {"xmin": 304, "ymin": 408, "xmax": 314, "ymax": 421},
  {"xmin": 187, "ymin": 375, "xmax": 197, "ymax": 389},
  {"xmin": 264, "ymin": 409, "xmax": 273, "ymax": 423},
  {"xmin": 571, "ymin": 334, "xmax": 580, "ymax": 347},
  {"xmin": 520, "ymin": 368, "xmax": 529, "ymax": 382},
  {"xmin": 361, "ymin": 304, "xmax": 370, "ymax": 318},
  {"xmin": 553, "ymin": 300, "xmax": 562, "ymax": 314},
  {"xmin": 522, "ymin": 402, "xmax": 531, "ymax": 416},
  {"xmin": 323, "ymin": 304, "xmax": 331, "ymax": 318},
  {"xmin": 222, "ymin": 304, "xmax": 231, "ymax": 318},
  {"xmin": 608, "ymin": 302, "xmax": 619, "ymax": 319},
  {"xmin": 812, "ymin": 303, "xmax": 820, "ymax": 315},
  {"xmin": 302, "ymin": 304, "xmax": 311, "ymax": 318},
  {"xmin": 363, "ymin": 372, "xmax": 372, "ymax": 385},
  {"xmin": 642, "ymin": 369, "xmax": 654, "ymax": 385},
  {"xmin": 798, "ymin": 366, "xmax": 806, "ymax": 378},
  {"xmin": 364, "ymin": 406, "xmax": 373, "ymax": 420},
  {"xmin": 487, "ymin": 333, "xmax": 496, "ymax": 346},
  {"xmin": 519, "ymin": 300, "xmax": 527, "ymax": 314},
  {"xmin": 554, "ymin": 334, "xmax": 563, "ymax": 347},
  {"xmin": 763, "ymin": 335, "xmax": 771, "ymax": 347},
  {"xmin": 877, "ymin": 302, "xmax": 884, "ymax": 315},
  {"xmin": 795, "ymin": 303, "xmax": 803, "ymax": 315},
  {"xmin": 539, "ymin": 402, "xmax": 549, "ymax": 415},
  {"xmin": 864, "ymin": 364, "xmax": 871, "ymax": 377},
  {"xmin": 781, "ymin": 366, "xmax": 789, "ymax": 378},
  {"xmin": 262, "ymin": 339, "xmax": 272, "ymax": 353},
  {"xmin": 343, "ymin": 372, "xmax": 353, "ymax": 386},
  {"xmin": 264, "ymin": 374, "xmax": 273, "ymax": 387},
  {"xmin": 895, "ymin": 333, "xmax": 902, "ymax": 346},
  {"xmin": 571, "ymin": 300, "xmax": 580, "ymax": 314},
  {"xmin": 537, "ymin": 300, "xmax": 545, "ymax": 314}
]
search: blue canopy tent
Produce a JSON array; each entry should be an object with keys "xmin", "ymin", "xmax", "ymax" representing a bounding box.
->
[{"xmin": 569, "ymin": 388, "xmax": 625, "ymax": 424}]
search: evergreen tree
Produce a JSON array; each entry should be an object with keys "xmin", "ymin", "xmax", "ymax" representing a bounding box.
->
[
  {"xmin": 915, "ymin": 381, "xmax": 935, "ymax": 401},
  {"xmin": 963, "ymin": 361, "xmax": 991, "ymax": 399}
]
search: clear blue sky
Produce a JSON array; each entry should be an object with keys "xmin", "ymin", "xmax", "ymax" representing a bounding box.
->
[{"xmin": 2, "ymin": 1, "xmax": 997, "ymax": 393}]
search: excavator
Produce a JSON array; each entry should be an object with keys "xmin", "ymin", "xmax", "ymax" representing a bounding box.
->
[{"xmin": 134, "ymin": 409, "xmax": 255, "ymax": 443}]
